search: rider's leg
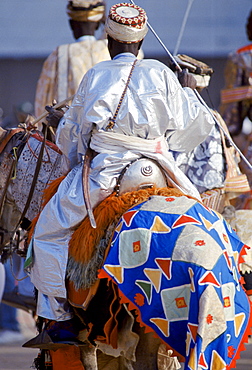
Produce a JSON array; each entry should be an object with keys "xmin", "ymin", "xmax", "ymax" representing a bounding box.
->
[{"xmin": 36, "ymin": 292, "xmax": 73, "ymax": 321}]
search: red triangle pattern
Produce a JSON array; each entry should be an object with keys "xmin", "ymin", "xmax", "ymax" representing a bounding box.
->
[
  {"xmin": 198, "ymin": 353, "xmax": 208, "ymax": 368},
  {"xmin": 172, "ymin": 214, "xmax": 201, "ymax": 228},
  {"xmin": 198, "ymin": 271, "xmax": 220, "ymax": 287},
  {"xmin": 123, "ymin": 210, "xmax": 138, "ymax": 227},
  {"xmin": 155, "ymin": 258, "xmax": 172, "ymax": 280},
  {"xmin": 223, "ymin": 250, "xmax": 232, "ymax": 270},
  {"xmin": 188, "ymin": 323, "xmax": 198, "ymax": 343}
]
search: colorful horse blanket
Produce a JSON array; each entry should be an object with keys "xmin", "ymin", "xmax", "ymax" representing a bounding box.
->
[{"xmin": 99, "ymin": 195, "xmax": 252, "ymax": 369}]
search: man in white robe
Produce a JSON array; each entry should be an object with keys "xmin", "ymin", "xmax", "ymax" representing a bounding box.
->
[{"xmin": 27, "ymin": 2, "xmax": 214, "ymax": 333}]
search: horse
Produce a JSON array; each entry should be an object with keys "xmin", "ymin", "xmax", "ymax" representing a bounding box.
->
[
  {"xmin": 0, "ymin": 107, "xmax": 251, "ymax": 368},
  {"xmin": 23, "ymin": 175, "xmax": 251, "ymax": 369}
]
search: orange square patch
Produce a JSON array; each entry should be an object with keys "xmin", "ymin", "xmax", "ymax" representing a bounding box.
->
[
  {"xmin": 175, "ymin": 297, "xmax": 187, "ymax": 308},
  {"xmin": 224, "ymin": 296, "xmax": 231, "ymax": 307},
  {"xmin": 133, "ymin": 241, "xmax": 141, "ymax": 253}
]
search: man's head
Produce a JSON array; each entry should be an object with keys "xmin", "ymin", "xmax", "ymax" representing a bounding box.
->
[
  {"xmin": 67, "ymin": 0, "xmax": 106, "ymax": 39},
  {"xmin": 105, "ymin": 3, "xmax": 148, "ymax": 58},
  {"xmin": 246, "ymin": 9, "xmax": 252, "ymax": 41}
]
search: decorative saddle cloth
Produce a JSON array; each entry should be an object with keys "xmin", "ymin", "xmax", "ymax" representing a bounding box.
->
[
  {"xmin": 99, "ymin": 195, "xmax": 252, "ymax": 369},
  {"xmin": 9, "ymin": 133, "xmax": 64, "ymax": 222}
]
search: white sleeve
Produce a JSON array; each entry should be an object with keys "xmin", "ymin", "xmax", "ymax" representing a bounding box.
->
[
  {"xmin": 163, "ymin": 68, "xmax": 215, "ymax": 152},
  {"xmin": 56, "ymin": 70, "xmax": 94, "ymax": 169}
]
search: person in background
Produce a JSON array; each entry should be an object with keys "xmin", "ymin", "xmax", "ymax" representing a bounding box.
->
[
  {"xmin": 219, "ymin": 9, "xmax": 252, "ymax": 311},
  {"xmin": 34, "ymin": 0, "xmax": 110, "ymax": 120},
  {"xmin": 219, "ymin": 9, "xmax": 252, "ymax": 137},
  {"xmin": 219, "ymin": 9, "xmax": 252, "ymax": 186}
]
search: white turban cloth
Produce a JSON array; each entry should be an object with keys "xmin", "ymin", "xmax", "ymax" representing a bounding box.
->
[{"xmin": 105, "ymin": 16, "xmax": 148, "ymax": 43}]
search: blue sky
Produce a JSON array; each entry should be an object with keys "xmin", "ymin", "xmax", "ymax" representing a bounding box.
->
[{"xmin": 0, "ymin": 0, "xmax": 251, "ymax": 58}]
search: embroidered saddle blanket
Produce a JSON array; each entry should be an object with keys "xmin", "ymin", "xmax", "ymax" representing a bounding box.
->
[
  {"xmin": 9, "ymin": 133, "xmax": 63, "ymax": 222},
  {"xmin": 99, "ymin": 195, "xmax": 252, "ymax": 369}
]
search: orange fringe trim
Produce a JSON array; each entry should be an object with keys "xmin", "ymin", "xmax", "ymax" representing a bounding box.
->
[
  {"xmin": 229, "ymin": 242, "xmax": 252, "ymax": 369},
  {"xmin": 228, "ymin": 301, "xmax": 252, "ymax": 369},
  {"xmin": 27, "ymin": 174, "xmax": 192, "ymax": 265},
  {"xmin": 69, "ymin": 187, "xmax": 186, "ymax": 264},
  {"xmin": 99, "ymin": 256, "xmax": 252, "ymax": 369}
]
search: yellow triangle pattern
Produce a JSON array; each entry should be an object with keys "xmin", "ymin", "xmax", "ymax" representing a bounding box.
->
[
  {"xmin": 234, "ymin": 313, "xmax": 245, "ymax": 337},
  {"xmin": 186, "ymin": 331, "xmax": 191, "ymax": 357},
  {"xmin": 144, "ymin": 268, "xmax": 162, "ymax": 293},
  {"xmin": 199, "ymin": 214, "xmax": 213, "ymax": 231},
  {"xmin": 188, "ymin": 267, "xmax": 195, "ymax": 293},
  {"xmin": 104, "ymin": 265, "xmax": 124, "ymax": 284},
  {"xmin": 210, "ymin": 350, "xmax": 226, "ymax": 370},
  {"xmin": 233, "ymin": 251, "xmax": 239, "ymax": 265},
  {"xmin": 150, "ymin": 318, "xmax": 169, "ymax": 337},
  {"xmin": 115, "ymin": 222, "xmax": 123, "ymax": 233},
  {"xmin": 188, "ymin": 346, "xmax": 196, "ymax": 370},
  {"xmin": 150, "ymin": 216, "xmax": 171, "ymax": 233}
]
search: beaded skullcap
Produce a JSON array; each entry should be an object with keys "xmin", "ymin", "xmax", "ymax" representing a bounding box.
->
[{"xmin": 105, "ymin": 3, "xmax": 148, "ymax": 43}]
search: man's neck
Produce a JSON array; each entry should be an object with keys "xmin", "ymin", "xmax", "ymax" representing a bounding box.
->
[
  {"xmin": 113, "ymin": 52, "xmax": 136, "ymax": 60},
  {"xmin": 77, "ymin": 35, "xmax": 96, "ymax": 42}
]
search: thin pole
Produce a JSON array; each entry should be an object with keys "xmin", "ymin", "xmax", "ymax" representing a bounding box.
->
[{"xmin": 173, "ymin": 0, "xmax": 195, "ymax": 55}]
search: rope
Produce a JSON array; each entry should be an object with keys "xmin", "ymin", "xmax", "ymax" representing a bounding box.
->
[{"xmin": 106, "ymin": 59, "xmax": 138, "ymax": 130}]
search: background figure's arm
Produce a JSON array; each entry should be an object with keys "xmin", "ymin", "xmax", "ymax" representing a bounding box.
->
[{"xmin": 34, "ymin": 49, "xmax": 58, "ymax": 119}]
